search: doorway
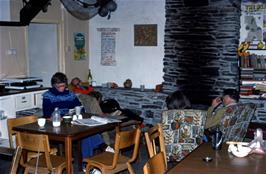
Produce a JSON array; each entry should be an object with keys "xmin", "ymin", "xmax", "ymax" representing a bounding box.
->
[{"xmin": 27, "ymin": 23, "xmax": 59, "ymax": 87}]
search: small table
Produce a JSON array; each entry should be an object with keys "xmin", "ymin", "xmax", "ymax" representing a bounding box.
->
[
  {"xmin": 167, "ymin": 142, "xmax": 266, "ymax": 174},
  {"xmin": 13, "ymin": 119, "xmax": 121, "ymax": 174}
]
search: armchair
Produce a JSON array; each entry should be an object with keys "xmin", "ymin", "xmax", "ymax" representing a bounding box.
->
[
  {"xmin": 219, "ymin": 103, "xmax": 256, "ymax": 142},
  {"xmin": 161, "ymin": 109, "xmax": 207, "ymax": 162}
]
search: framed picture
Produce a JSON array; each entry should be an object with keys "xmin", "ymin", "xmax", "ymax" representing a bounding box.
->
[{"xmin": 134, "ymin": 24, "xmax": 157, "ymax": 46}]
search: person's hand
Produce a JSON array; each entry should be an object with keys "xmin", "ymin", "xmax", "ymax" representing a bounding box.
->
[{"xmin": 211, "ymin": 97, "xmax": 222, "ymax": 107}]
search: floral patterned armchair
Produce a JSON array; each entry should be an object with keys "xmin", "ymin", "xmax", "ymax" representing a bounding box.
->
[
  {"xmin": 220, "ymin": 103, "xmax": 256, "ymax": 142},
  {"xmin": 161, "ymin": 109, "xmax": 207, "ymax": 162}
]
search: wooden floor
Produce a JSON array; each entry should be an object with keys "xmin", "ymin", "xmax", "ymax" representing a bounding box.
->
[{"xmin": 0, "ymin": 142, "xmax": 149, "ymax": 174}]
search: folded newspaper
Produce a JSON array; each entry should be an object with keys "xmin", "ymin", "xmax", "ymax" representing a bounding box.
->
[{"xmin": 72, "ymin": 116, "xmax": 121, "ymax": 126}]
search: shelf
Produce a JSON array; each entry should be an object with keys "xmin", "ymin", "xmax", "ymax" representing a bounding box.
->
[{"xmin": 247, "ymin": 49, "xmax": 266, "ymax": 51}]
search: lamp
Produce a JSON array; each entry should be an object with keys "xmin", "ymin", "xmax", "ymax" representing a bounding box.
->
[{"xmin": 69, "ymin": 0, "xmax": 117, "ymax": 19}]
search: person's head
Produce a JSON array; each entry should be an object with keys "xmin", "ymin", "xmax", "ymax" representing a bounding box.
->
[
  {"xmin": 71, "ymin": 77, "xmax": 81, "ymax": 87},
  {"xmin": 88, "ymin": 91, "xmax": 103, "ymax": 103},
  {"xmin": 166, "ymin": 90, "xmax": 191, "ymax": 109},
  {"xmin": 222, "ymin": 89, "xmax": 239, "ymax": 106},
  {"xmin": 100, "ymin": 99, "xmax": 121, "ymax": 114},
  {"xmin": 51, "ymin": 72, "xmax": 68, "ymax": 92}
]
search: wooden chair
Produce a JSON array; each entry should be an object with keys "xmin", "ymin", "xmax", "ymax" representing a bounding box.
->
[
  {"xmin": 9, "ymin": 146, "xmax": 22, "ymax": 174},
  {"xmin": 143, "ymin": 152, "xmax": 166, "ymax": 174},
  {"xmin": 84, "ymin": 126, "xmax": 141, "ymax": 174},
  {"xmin": 7, "ymin": 115, "xmax": 57, "ymax": 160},
  {"xmin": 144, "ymin": 123, "xmax": 167, "ymax": 169},
  {"xmin": 16, "ymin": 132, "xmax": 66, "ymax": 174},
  {"xmin": 7, "ymin": 115, "xmax": 38, "ymax": 149}
]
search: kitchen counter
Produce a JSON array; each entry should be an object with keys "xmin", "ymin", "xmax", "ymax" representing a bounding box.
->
[{"xmin": 0, "ymin": 87, "xmax": 48, "ymax": 97}]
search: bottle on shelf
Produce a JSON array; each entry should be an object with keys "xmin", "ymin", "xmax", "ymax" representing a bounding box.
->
[
  {"xmin": 52, "ymin": 107, "xmax": 61, "ymax": 127},
  {"xmin": 87, "ymin": 69, "xmax": 93, "ymax": 86}
]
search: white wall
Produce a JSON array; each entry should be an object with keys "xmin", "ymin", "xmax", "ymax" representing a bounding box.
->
[{"xmin": 89, "ymin": 0, "xmax": 165, "ymax": 89}]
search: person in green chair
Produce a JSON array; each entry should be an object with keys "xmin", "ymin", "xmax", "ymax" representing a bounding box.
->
[{"xmin": 205, "ymin": 89, "xmax": 239, "ymax": 129}]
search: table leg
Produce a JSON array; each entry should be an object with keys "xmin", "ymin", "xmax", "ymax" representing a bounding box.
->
[
  {"xmin": 77, "ymin": 140, "xmax": 83, "ymax": 171},
  {"xmin": 65, "ymin": 137, "xmax": 73, "ymax": 174}
]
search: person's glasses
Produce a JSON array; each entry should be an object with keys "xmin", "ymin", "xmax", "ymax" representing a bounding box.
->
[{"xmin": 55, "ymin": 83, "xmax": 66, "ymax": 89}]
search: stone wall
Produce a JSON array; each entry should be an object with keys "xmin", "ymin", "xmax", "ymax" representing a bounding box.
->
[
  {"xmin": 163, "ymin": 0, "xmax": 241, "ymax": 105},
  {"xmin": 95, "ymin": 87, "xmax": 168, "ymax": 125}
]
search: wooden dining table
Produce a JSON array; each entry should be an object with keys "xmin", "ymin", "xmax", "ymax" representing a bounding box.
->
[
  {"xmin": 12, "ymin": 117, "xmax": 126, "ymax": 174},
  {"xmin": 167, "ymin": 142, "xmax": 266, "ymax": 174}
]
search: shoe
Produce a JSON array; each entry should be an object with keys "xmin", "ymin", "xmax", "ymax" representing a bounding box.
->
[
  {"xmin": 105, "ymin": 146, "xmax": 114, "ymax": 153},
  {"xmin": 90, "ymin": 168, "xmax": 101, "ymax": 174},
  {"xmin": 82, "ymin": 163, "xmax": 87, "ymax": 172}
]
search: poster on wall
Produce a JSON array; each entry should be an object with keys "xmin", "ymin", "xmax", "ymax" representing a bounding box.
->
[
  {"xmin": 240, "ymin": 1, "xmax": 266, "ymax": 48},
  {"xmin": 74, "ymin": 32, "xmax": 87, "ymax": 60},
  {"xmin": 97, "ymin": 28, "xmax": 120, "ymax": 66},
  {"xmin": 134, "ymin": 24, "xmax": 157, "ymax": 46}
]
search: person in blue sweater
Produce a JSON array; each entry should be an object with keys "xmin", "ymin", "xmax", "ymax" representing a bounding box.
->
[{"xmin": 42, "ymin": 72, "xmax": 105, "ymax": 158}]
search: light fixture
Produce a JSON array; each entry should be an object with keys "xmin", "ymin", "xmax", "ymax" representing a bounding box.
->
[{"xmin": 75, "ymin": 0, "xmax": 117, "ymax": 19}]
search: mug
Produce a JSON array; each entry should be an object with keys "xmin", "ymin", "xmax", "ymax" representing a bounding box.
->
[
  {"xmin": 38, "ymin": 118, "xmax": 46, "ymax": 127},
  {"xmin": 75, "ymin": 106, "xmax": 81, "ymax": 115}
]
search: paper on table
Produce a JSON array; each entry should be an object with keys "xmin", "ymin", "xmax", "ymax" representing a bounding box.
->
[
  {"xmin": 91, "ymin": 116, "xmax": 121, "ymax": 123},
  {"xmin": 72, "ymin": 116, "xmax": 121, "ymax": 127},
  {"xmin": 72, "ymin": 119, "xmax": 105, "ymax": 126}
]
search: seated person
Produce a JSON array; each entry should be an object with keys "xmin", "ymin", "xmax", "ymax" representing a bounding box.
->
[
  {"xmin": 70, "ymin": 77, "xmax": 93, "ymax": 94},
  {"xmin": 100, "ymin": 98, "xmax": 144, "ymax": 123},
  {"xmin": 205, "ymin": 88, "xmax": 239, "ymax": 129},
  {"xmin": 165, "ymin": 90, "xmax": 191, "ymax": 109},
  {"xmin": 42, "ymin": 72, "xmax": 105, "ymax": 158},
  {"xmin": 78, "ymin": 91, "xmax": 114, "ymax": 148},
  {"xmin": 78, "ymin": 91, "xmax": 103, "ymax": 115}
]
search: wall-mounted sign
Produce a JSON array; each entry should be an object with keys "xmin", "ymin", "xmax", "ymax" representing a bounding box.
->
[{"xmin": 97, "ymin": 28, "xmax": 120, "ymax": 66}]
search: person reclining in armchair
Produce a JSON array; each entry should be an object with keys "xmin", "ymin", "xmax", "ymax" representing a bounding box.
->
[
  {"xmin": 70, "ymin": 77, "xmax": 94, "ymax": 94},
  {"xmin": 205, "ymin": 88, "xmax": 239, "ymax": 129}
]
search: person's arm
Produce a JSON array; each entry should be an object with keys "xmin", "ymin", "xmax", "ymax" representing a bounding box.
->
[{"xmin": 205, "ymin": 107, "xmax": 226, "ymax": 129}]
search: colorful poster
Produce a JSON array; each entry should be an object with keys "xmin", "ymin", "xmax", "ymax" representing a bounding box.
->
[
  {"xmin": 240, "ymin": 2, "xmax": 266, "ymax": 46},
  {"xmin": 74, "ymin": 32, "xmax": 87, "ymax": 60},
  {"xmin": 97, "ymin": 28, "xmax": 120, "ymax": 66}
]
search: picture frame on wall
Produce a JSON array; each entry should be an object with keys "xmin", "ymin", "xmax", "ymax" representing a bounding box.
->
[{"xmin": 134, "ymin": 24, "xmax": 157, "ymax": 46}]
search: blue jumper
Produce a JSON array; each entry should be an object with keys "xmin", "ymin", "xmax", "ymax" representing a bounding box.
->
[{"xmin": 42, "ymin": 87, "xmax": 104, "ymax": 157}]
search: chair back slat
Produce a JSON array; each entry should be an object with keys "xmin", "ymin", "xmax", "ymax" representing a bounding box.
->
[
  {"xmin": 145, "ymin": 123, "xmax": 167, "ymax": 168},
  {"xmin": 112, "ymin": 126, "xmax": 141, "ymax": 167},
  {"xmin": 143, "ymin": 152, "xmax": 166, "ymax": 174}
]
